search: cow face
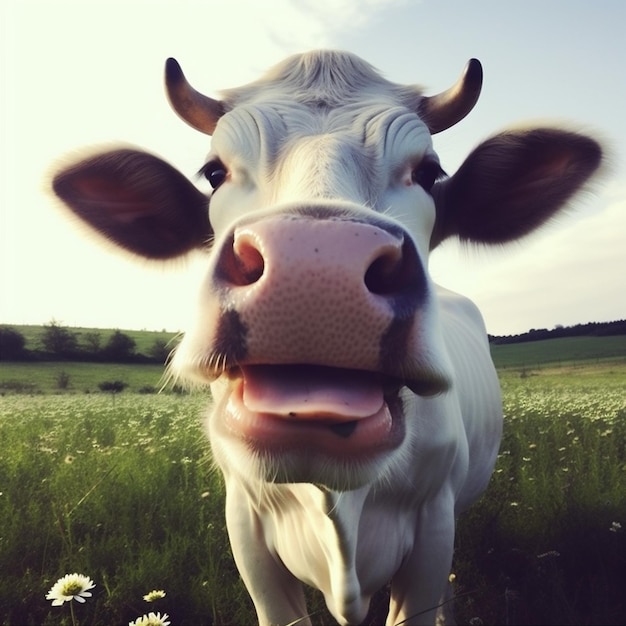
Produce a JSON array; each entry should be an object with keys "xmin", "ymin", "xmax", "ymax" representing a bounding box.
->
[
  {"xmin": 52, "ymin": 51, "xmax": 602, "ymax": 492},
  {"xmin": 169, "ymin": 59, "xmax": 466, "ymax": 490}
]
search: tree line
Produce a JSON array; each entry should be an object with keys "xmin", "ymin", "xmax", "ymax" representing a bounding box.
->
[
  {"xmin": 0, "ymin": 321, "xmax": 172, "ymax": 364},
  {"xmin": 488, "ymin": 319, "xmax": 626, "ymax": 345}
]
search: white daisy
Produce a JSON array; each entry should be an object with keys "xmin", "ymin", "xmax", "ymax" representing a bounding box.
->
[
  {"xmin": 143, "ymin": 589, "xmax": 166, "ymax": 602},
  {"xmin": 46, "ymin": 573, "xmax": 95, "ymax": 606},
  {"xmin": 129, "ymin": 612, "xmax": 171, "ymax": 626}
]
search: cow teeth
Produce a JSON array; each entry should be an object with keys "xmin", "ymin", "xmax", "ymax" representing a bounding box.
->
[{"xmin": 328, "ymin": 421, "xmax": 358, "ymax": 438}]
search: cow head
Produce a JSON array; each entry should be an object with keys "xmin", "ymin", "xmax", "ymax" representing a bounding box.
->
[{"xmin": 52, "ymin": 51, "xmax": 601, "ymax": 490}]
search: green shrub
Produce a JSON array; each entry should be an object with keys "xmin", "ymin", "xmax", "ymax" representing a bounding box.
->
[
  {"xmin": 98, "ymin": 380, "xmax": 128, "ymax": 394},
  {"xmin": 138, "ymin": 385, "xmax": 158, "ymax": 394},
  {"xmin": 55, "ymin": 370, "xmax": 71, "ymax": 390},
  {"xmin": 0, "ymin": 325, "xmax": 27, "ymax": 360},
  {"xmin": 0, "ymin": 379, "xmax": 39, "ymax": 394}
]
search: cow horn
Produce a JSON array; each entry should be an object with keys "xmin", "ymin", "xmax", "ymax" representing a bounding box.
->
[
  {"xmin": 165, "ymin": 58, "xmax": 225, "ymax": 135},
  {"xmin": 418, "ymin": 59, "xmax": 483, "ymax": 134}
]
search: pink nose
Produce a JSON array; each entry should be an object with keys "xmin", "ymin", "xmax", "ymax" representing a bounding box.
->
[{"xmin": 213, "ymin": 215, "xmax": 424, "ymax": 371}]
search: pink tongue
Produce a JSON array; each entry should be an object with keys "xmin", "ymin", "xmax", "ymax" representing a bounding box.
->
[{"xmin": 242, "ymin": 365, "xmax": 384, "ymax": 420}]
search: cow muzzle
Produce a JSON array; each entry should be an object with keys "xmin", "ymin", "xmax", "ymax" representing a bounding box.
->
[
  {"xmin": 214, "ymin": 214, "xmax": 424, "ymax": 368},
  {"xmin": 173, "ymin": 211, "xmax": 450, "ymax": 466}
]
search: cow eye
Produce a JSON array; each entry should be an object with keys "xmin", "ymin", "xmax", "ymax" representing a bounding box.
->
[
  {"xmin": 199, "ymin": 160, "xmax": 228, "ymax": 190},
  {"xmin": 411, "ymin": 161, "xmax": 443, "ymax": 193}
]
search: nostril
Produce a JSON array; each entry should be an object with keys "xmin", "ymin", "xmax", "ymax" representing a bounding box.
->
[
  {"xmin": 364, "ymin": 240, "xmax": 421, "ymax": 296},
  {"xmin": 217, "ymin": 233, "xmax": 265, "ymax": 286},
  {"xmin": 365, "ymin": 248, "xmax": 402, "ymax": 295}
]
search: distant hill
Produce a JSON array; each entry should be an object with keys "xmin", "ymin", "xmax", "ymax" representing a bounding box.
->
[
  {"xmin": 0, "ymin": 323, "xmax": 179, "ymax": 364},
  {"xmin": 2, "ymin": 320, "xmax": 625, "ymax": 364},
  {"xmin": 489, "ymin": 320, "xmax": 626, "ymax": 345}
]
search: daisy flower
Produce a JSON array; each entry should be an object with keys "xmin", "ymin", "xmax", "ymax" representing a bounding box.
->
[
  {"xmin": 46, "ymin": 573, "xmax": 95, "ymax": 606},
  {"xmin": 129, "ymin": 612, "xmax": 171, "ymax": 626},
  {"xmin": 143, "ymin": 589, "xmax": 166, "ymax": 602}
]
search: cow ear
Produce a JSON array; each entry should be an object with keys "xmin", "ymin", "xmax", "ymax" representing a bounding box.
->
[
  {"xmin": 431, "ymin": 128, "xmax": 603, "ymax": 248},
  {"xmin": 52, "ymin": 148, "xmax": 211, "ymax": 259}
]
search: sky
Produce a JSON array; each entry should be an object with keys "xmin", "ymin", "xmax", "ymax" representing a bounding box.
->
[{"xmin": 1, "ymin": 0, "xmax": 625, "ymax": 336}]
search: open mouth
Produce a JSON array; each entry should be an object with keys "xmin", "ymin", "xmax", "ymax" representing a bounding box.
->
[{"xmin": 222, "ymin": 364, "xmax": 405, "ymax": 458}]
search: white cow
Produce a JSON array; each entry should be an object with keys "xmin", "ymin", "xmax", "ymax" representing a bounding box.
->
[{"xmin": 52, "ymin": 51, "xmax": 602, "ymax": 625}]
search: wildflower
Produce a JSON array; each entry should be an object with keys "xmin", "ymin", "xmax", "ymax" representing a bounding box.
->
[
  {"xmin": 46, "ymin": 573, "xmax": 95, "ymax": 605},
  {"xmin": 610, "ymin": 521, "xmax": 622, "ymax": 533},
  {"xmin": 143, "ymin": 589, "xmax": 166, "ymax": 602},
  {"xmin": 448, "ymin": 573, "xmax": 456, "ymax": 583},
  {"xmin": 129, "ymin": 612, "xmax": 171, "ymax": 626}
]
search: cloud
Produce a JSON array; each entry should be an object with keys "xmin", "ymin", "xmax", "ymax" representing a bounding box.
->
[{"xmin": 255, "ymin": 0, "xmax": 412, "ymax": 51}]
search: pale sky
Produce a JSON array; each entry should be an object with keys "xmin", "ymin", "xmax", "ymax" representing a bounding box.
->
[{"xmin": 1, "ymin": 0, "xmax": 625, "ymax": 336}]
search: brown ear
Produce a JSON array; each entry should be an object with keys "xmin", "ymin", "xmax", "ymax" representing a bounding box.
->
[
  {"xmin": 431, "ymin": 128, "xmax": 603, "ymax": 248},
  {"xmin": 52, "ymin": 148, "xmax": 211, "ymax": 259}
]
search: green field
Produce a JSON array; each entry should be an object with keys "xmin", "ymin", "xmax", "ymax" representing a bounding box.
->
[
  {"xmin": 490, "ymin": 335, "xmax": 626, "ymax": 370},
  {"xmin": 3, "ymin": 327, "xmax": 624, "ymax": 395},
  {"xmin": 1, "ymin": 336, "xmax": 625, "ymax": 625},
  {"xmin": 0, "ymin": 362, "xmax": 171, "ymax": 394}
]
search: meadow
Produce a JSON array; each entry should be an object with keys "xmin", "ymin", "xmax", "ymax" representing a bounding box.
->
[
  {"xmin": 0, "ymin": 362, "xmax": 167, "ymax": 395},
  {"xmin": 0, "ymin": 346, "xmax": 624, "ymax": 625},
  {"xmin": 490, "ymin": 335, "xmax": 626, "ymax": 370}
]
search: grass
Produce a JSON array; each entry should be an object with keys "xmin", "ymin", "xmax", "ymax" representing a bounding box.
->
[
  {"xmin": 452, "ymin": 364, "xmax": 626, "ymax": 625},
  {"xmin": 0, "ymin": 362, "xmax": 169, "ymax": 394},
  {"xmin": 0, "ymin": 343, "xmax": 624, "ymax": 624},
  {"xmin": 0, "ymin": 393, "xmax": 252, "ymax": 626},
  {"xmin": 490, "ymin": 335, "xmax": 626, "ymax": 370}
]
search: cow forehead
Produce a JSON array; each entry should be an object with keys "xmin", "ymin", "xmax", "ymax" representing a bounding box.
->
[
  {"xmin": 210, "ymin": 101, "xmax": 435, "ymax": 179},
  {"xmin": 211, "ymin": 49, "xmax": 429, "ymax": 166},
  {"xmin": 209, "ymin": 102, "xmax": 435, "ymax": 214}
]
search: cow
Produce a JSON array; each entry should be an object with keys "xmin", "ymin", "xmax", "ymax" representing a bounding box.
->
[{"xmin": 51, "ymin": 50, "xmax": 602, "ymax": 625}]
